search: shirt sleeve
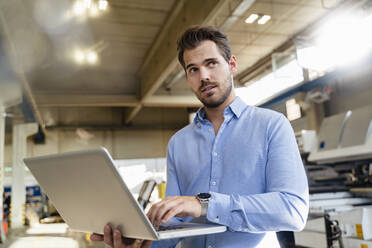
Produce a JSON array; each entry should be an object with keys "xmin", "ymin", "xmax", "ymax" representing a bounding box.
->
[
  {"xmin": 206, "ymin": 114, "xmax": 309, "ymax": 233},
  {"xmin": 150, "ymin": 137, "xmax": 182, "ymax": 248}
]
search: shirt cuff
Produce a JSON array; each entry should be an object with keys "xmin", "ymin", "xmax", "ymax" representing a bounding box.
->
[{"xmin": 206, "ymin": 192, "xmax": 231, "ymax": 226}]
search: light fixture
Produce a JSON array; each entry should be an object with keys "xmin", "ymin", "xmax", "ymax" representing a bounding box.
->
[
  {"xmin": 89, "ymin": 4, "xmax": 99, "ymax": 16},
  {"xmin": 98, "ymin": 0, "xmax": 108, "ymax": 11},
  {"xmin": 297, "ymin": 14, "xmax": 372, "ymax": 71},
  {"xmin": 86, "ymin": 51, "xmax": 98, "ymax": 64},
  {"xmin": 245, "ymin": 14, "xmax": 259, "ymax": 24},
  {"xmin": 83, "ymin": 0, "xmax": 91, "ymax": 9},
  {"xmin": 73, "ymin": 2, "xmax": 84, "ymax": 15},
  {"xmin": 72, "ymin": 0, "xmax": 108, "ymax": 17},
  {"xmin": 74, "ymin": 50, "xmax": 98, "ymax": 65},
  {"xmin": 75, "ymin": 50, "xmax": 85, "ymax": 64},
  {"xmin": 258, "ymin": 15, "xmax": 271, "ymax": 25}
]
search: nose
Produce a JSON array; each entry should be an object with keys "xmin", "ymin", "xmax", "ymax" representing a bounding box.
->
[{"xmin": 199, "ymin": 67, "xmax": 210, "ymax": 82}]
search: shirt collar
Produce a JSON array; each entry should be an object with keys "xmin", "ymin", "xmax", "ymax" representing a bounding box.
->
[
  {"xmin": 228, "ymin": 96, "xmax": 246, "ymax": 119},
  {"xmin": 193, "ymin": 97, "xmax": 247, "ymax": 124}
]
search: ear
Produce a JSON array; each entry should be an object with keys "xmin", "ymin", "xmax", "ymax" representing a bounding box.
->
[{"xmin": 229, "ymin": 55, "xmax": 238, "ymax": 74}]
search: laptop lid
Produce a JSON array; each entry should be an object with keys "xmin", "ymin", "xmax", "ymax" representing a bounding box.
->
[{"xmin": 24, "ymin": 148, "xmax": 158, "ymax": 240}]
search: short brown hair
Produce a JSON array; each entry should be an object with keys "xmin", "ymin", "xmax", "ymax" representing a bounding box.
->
[{"xmin": 177, "ymin": 26, "xmax": 231, "ymax": 69}]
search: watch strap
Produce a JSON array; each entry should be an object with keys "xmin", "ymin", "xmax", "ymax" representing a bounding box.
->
[
  {"xmin": 196, "ymin": 193, "xmax": 211, "ymax": 217},
  {"xmin": 200, "ymin": 201, "xmax": 208, "ymax": 216}
]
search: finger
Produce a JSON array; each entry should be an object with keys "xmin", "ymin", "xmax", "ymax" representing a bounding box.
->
[
  {"xmin": 151, "ymin": 197, "xmax": 181, "ymax": 225},
  {"xmin": 147, "ymin": 196, "xmax": 175, "ymax": 223},
  {"xmin": 103, "ymin": 224, "xmax": 114, "ymax": 247},
  {"xmin": 113, "ymin": 229, "xmax": 124, "ymax": 248},
  {"xmin": 162, "ymin": 204, "xmax": 184, "ymax": 224},
  {"xmin": 147, "ymin": 202, "xmax": 164, "ymax": 225},
  {"xmin": 131, "ymin": 239, "xmax": 143, "ymax": 248},
  {"xmin": 90, "ymin": 233, "xmax": 104, "ymax": 241},
  {"xmin": 155, "ymin": 200, "xmax": 181, "ymax": 225}
]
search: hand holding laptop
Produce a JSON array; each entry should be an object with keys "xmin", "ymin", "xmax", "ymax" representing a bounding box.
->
[
  {"xmin": 90, "ymin": 224, "xmax": 152, "ymax": 248},
  {"xmin": 91, "ymin": 195, "xmax": 202, "ymax": 247}
]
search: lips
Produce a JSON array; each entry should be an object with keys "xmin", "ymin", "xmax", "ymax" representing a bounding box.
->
[{"xmin": 201, "ymin": 85, "xmax": 217, "ymax": 95}]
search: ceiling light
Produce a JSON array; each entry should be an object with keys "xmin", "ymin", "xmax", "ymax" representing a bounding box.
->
[
  {"xmin": 73, "ymin": 2, "xmax": 84, "ymax": 15},
  {"xmin": 296, "ymin": 14, "xmax": 372, "ymax": 71},
  {"xmin": 75, "ymin": 50, "xmax": 85, "ymax": 64},
  {"xmin": 245, "ymin": 14, "xmax": 259, "ymax": 24},
  {"xmin": 89, "ymin": 4, "xmax": 99, "ymax": 16},
  {"xmin": 86, "ymin": 51, "xmax": 98, "ymax": 64},
  {"xmin": 98, "ymin": 0, "xmax": 108, "ymax": 11},
  {"xmin": 258, "ymin": 15, "xmax": 271, "ymax": 25},
  {"xmin": 83, "ymin": 0, "xmax": 91, "ymax": 9}
]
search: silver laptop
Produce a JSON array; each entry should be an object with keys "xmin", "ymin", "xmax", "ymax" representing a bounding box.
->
[{"xmin": 23, "ymin": 147, "xmax": 226, "ymax": 240}]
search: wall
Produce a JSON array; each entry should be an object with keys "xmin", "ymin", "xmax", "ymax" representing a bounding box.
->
[
  {"xmin": 3, "ymin": 128, "xmax": 177, "ymax": 172},
  {"xmin": 324, "ymin": 63, "xmax": 372, "ymax": 116},
  {"xmin": 3, "ymin": 102, "xmax": 188, "ymax": 183}
]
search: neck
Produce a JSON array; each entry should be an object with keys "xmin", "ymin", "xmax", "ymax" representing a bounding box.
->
[{"xmin": 204, "ymin": 92, "xmax": 236, "ymax": 133}]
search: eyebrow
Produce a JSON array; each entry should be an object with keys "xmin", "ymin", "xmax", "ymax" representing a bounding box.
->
[{"xmin": 185, "ymin": 57, "xmax": 218, "ymax": 70}]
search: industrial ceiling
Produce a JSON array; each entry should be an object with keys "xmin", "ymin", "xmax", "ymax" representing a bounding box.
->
[{"xmin": 0, "ymin": 0, "xmax": 343, "ymax": 130}]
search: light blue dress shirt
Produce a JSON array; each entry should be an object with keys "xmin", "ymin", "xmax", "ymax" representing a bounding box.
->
[{"xmin": 151, "ymin": 97, "xmax": 309, "ymax": 248}]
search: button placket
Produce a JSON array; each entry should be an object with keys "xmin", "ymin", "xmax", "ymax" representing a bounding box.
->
[{"xmin": 210, "ymin": 112, "xmax": 233, "ymax": 192}]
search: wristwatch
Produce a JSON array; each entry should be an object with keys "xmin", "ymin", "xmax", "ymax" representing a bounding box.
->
[{"xmin": 196, "ymin": 193, "xmax": 211, "ymax": 217}]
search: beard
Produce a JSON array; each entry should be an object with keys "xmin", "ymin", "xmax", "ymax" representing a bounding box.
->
[{"xmin": 197, "ymin": 74, "xmax": 233, "ymax": 108}]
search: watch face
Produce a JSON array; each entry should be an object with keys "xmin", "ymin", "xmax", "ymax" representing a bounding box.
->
[{"xmin": 197, "ymin": 193, "xmax": 211, "ymax": 199}]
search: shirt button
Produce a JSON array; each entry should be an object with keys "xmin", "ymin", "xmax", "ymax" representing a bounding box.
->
[
  {"xmin": 244, "ymin": 228, "xmax": 249, "ymax": 232},
  {"xmin": 211, "ymin": 181, "xmax": 216, "ymax": 186},
  {"xmin": 214, "ymin": 217, "xmax": 219, "ymax": 223},
  {"xmin": 208, "ymin": 128, "xmax": 213, "ymax": 133},
  {"xmin": 212, "ymin": 152, "xmax": 217, "ymax": 157},
  {"xmin": 197, "ymin": 122, "xmax": 201, "ymax": 127},
  {"xmin": 208, "ymin": 246, "xmax": 213, "ymax": 248}
]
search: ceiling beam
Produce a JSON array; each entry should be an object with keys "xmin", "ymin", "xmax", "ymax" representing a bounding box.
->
[
  {"xmin": 35, "ymin": 94, "xmax": 202, "ymax": 108},
  {"xmin": 125, "ymin": 0, "xmax": 256, "ymax": 123},
  {"xmin": 140, "ymin": 0, "xmax": 229, "ymax": 100},
  {"xmin": 144, "ymin": 95, "xmax": 202, "ymax": 108},
  {"xmin": 0, "ymin": 1, "xmax": 47, "ymax": 133},
  {"xmin": 35, "ymin": 94, "xmax": 139, "ymax": 107}
]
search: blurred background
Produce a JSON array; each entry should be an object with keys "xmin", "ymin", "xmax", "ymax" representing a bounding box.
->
[{"xmin": 1, "ymin": 0, "xmax": 372, "ymax": 247}]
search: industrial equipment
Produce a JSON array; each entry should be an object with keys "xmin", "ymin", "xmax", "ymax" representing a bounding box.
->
[{"xmin": 295, "ymin": 104, "xmax": 372, "ymax": 248}]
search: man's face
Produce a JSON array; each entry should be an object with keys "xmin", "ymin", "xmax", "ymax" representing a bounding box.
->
[{"xmin": 183, "ymin": 40, "xmax": 237, "ymax": 108}]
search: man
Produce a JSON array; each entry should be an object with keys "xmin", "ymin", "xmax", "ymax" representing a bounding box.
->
[{"xmin": 91, "ymin": 26, "xmax": 309, "ymax": 248}]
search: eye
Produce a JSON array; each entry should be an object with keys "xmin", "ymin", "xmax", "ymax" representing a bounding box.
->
[
  {"xmin": 188, "ymin": 67, "xmax": 198, "ymax": 73},
  {"xmin": 208, "ymin": 61, "xmax": 217, "ymax": 67}
]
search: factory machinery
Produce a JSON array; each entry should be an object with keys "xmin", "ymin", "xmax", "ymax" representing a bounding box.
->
[{"xmin": 294, "ymin": 104, "xmax": 372, "ymax": 248}]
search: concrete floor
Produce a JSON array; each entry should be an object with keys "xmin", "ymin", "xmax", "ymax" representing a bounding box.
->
[{"xmin": 0, "ymin": 224, "xmax": 105, "ymax": 248}]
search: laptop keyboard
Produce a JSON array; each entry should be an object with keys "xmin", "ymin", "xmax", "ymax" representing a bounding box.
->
[{"xmin": 156, "ymin": 224, "xmax": 187, "ymax": 231}]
